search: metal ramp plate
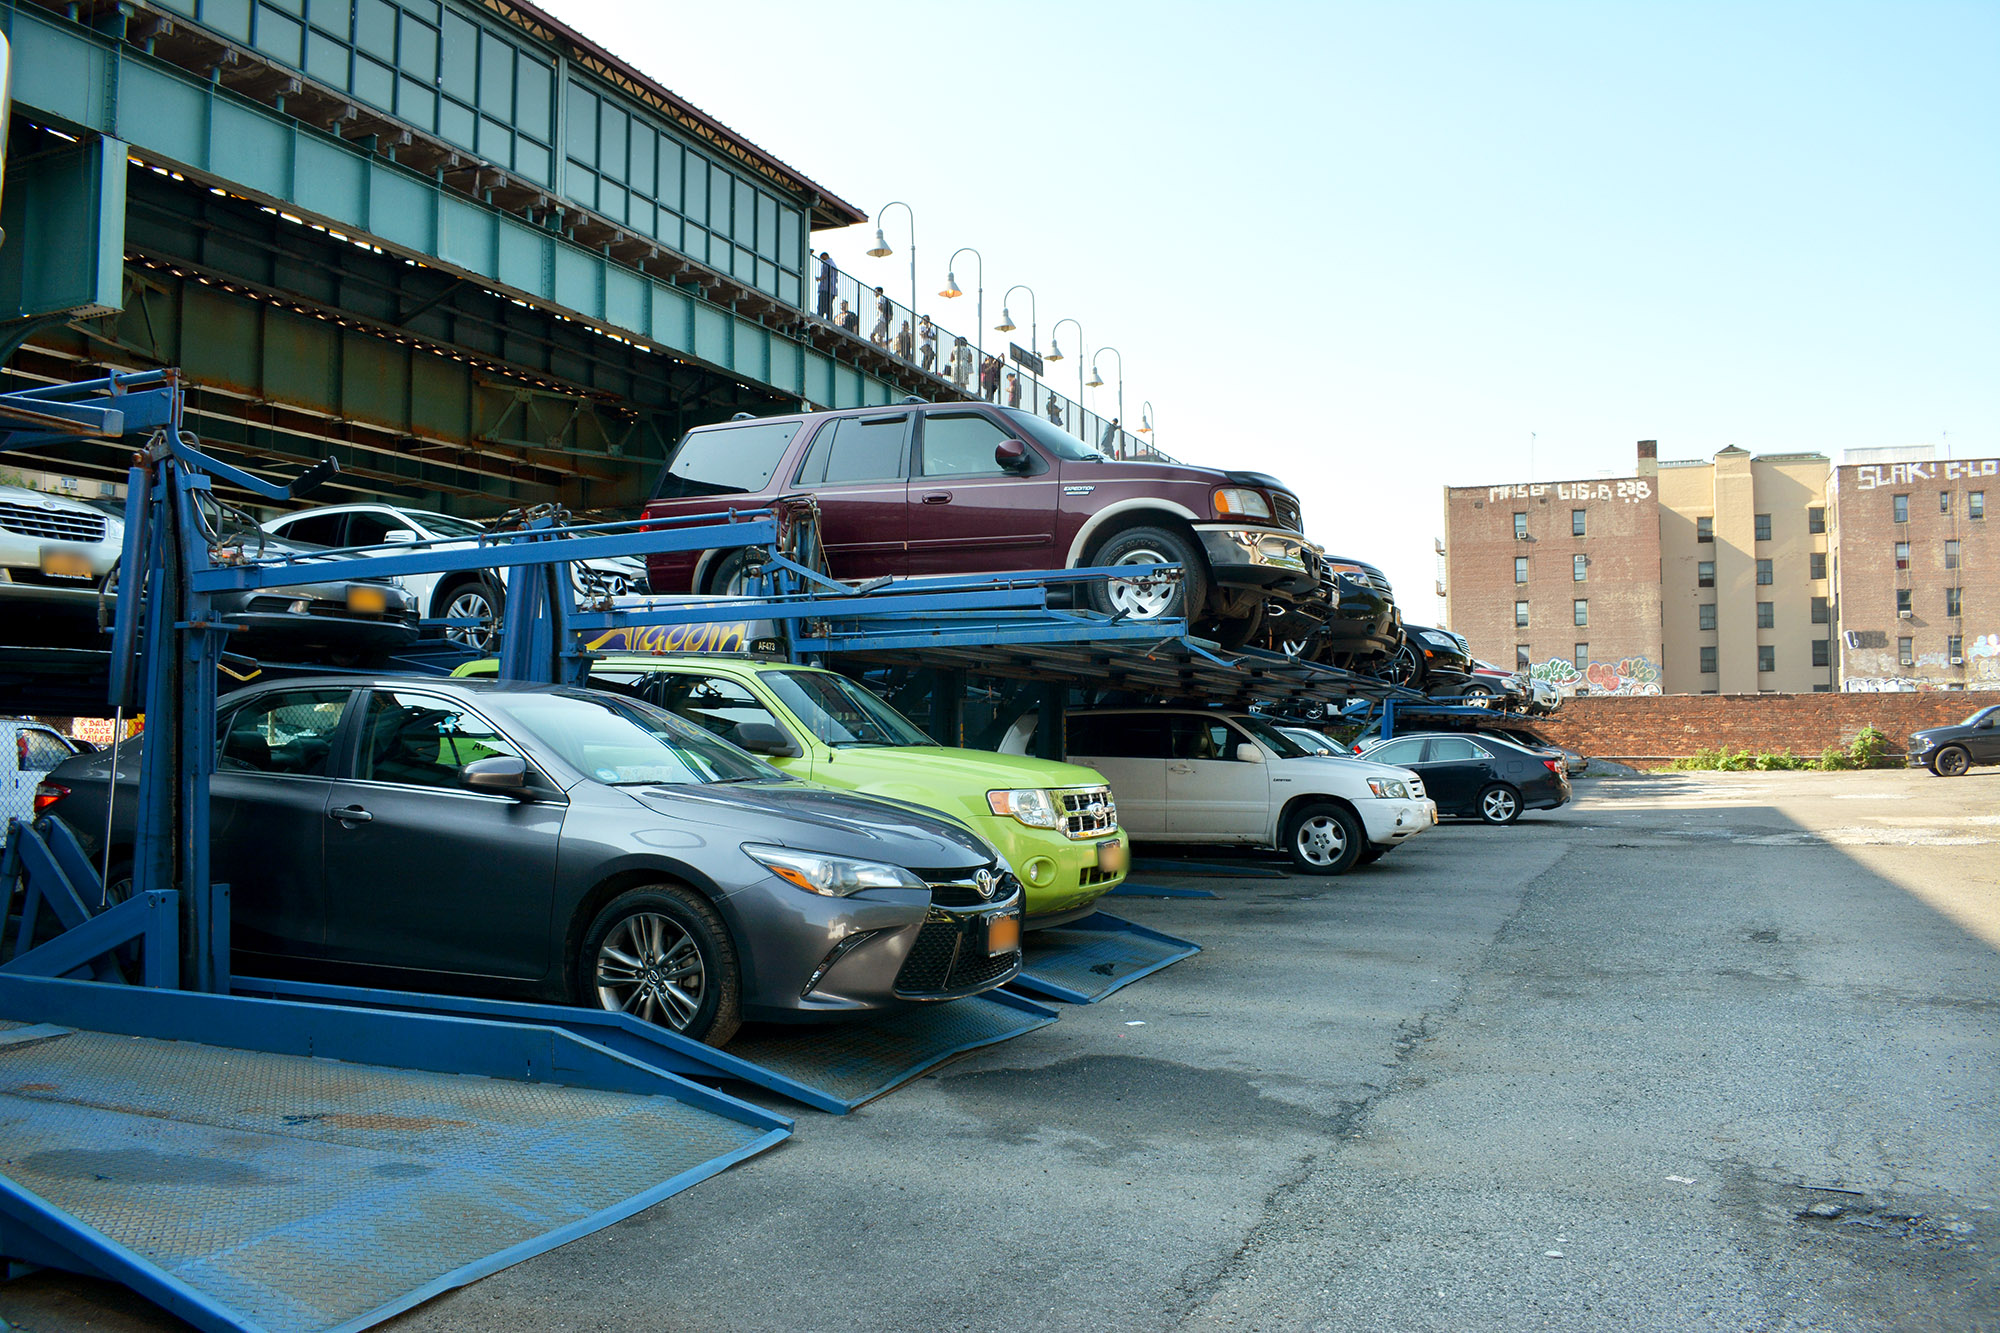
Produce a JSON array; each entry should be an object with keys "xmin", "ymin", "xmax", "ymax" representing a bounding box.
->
[
  {"xmin": 1008, "ymin": 912, "xmax": 1200, "ymax": 1005},
  {"xmin": 0, "ymin": 1019, "xmax": 784, "ymax": 1333},
  {"xmin": 724, "ymin": 990, "xmax": 1058, "ymax": 1111}
]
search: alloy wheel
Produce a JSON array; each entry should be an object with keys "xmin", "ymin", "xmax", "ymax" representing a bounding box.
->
[
  {"xmin": 595, "ymin": 911, "xmax": 707, "ymax": 1030},
  {"xmin": 1481, "ymin": 787, "xmax": 1520, "ymax": 822},
  {"xmin": 443, "ymin": 587, "xmax": 498, "ymax": 650},
  {"xmin": 1105, "ymin": 546, "xmax": 1179, "ymax": 619},
  {"xmin": 1934, "ymin": 747, "xmax": 1970, "ymax": 777},
  {"xmin": 1382, "ymin": 642, "xmax": 1421, "ymax": 685},
  {"xmin": 1293, "ymin": 814, "xmax": 1350, "ymax": 867}
]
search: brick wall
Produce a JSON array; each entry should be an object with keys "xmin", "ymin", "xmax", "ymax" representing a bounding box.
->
[{"xmin": 1533, "ymin": 691, "xmax": 1993, "ymax": 764}]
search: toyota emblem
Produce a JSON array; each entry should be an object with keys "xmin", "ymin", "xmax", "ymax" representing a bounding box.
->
[{"xmin": 974, "ymin": 869, "xmax": 996, "ymax": 900}]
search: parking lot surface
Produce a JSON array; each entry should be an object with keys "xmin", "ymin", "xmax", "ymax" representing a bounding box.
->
[{"xmin": 5, "ymin": 768, "xmax": 1995, "ymax": 1332}]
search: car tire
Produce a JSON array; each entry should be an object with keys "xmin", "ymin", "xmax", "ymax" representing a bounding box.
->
[
  {"xmin": 1459, "ymin": 682, "xmax": 1495, "ymax": 705},
  {"xmin": 1204, "ymin": 602, "xmax": 1265, "ymax": 651},
  {"xmin": 1477, "ymin": 783, "xmax": 1522, "ymax": 824},
  {"xmin": 578, "ymin": 884, "xmax": 742, "ymax": 1046},
  {"xmin": 1282, "ymin": 801, "xmax": 1365, "ymax": 875},
  {"xmin": 438, "ymin": 578, "xmax": 503, "ymax": 651},
  {"xmin": 1929, "ymin": 745, "xmax": 1971, "ymax": 778},
  {"xmin": 705, "ymin": 549, "xmax": 754, "ymax": 596},
  {"xmin": 1356, "ymin": 843, "xmax": 1389, "ymax": 866},
  {"xmin": 1380, "ymin": 634, "xmax": 1427, "ymax": 688},
  {"xmin": 1084, "ymin": 525, "xmax": 1209, "ymax": 624}
]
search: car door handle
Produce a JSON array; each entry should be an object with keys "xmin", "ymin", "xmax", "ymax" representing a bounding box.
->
[
  {"xmin": 1167, "ymin": 763, "xmax": 1194, "ymax": 774},
  {"xmin": 921, "ymin": 491, "xmax": 952, "ymax": 504},
  {"xmin": 329, "ymin": 805, "xmax": 373, "ymax": 824}
]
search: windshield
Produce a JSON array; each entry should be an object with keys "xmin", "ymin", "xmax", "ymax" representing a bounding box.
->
[
  {"xmin": 500, "ymin": 689, "xmax": 782, "ymax": 785},
  {"xmin": 409, "ymin": 511, "xmax": 488, "ymax": 539},
  {"xmin": 1232, "ymin": 715, "xmax": 1313, "ymax": 760},
  {"xmin": 763, "ymin": 670, "xmax": 933, "ymax": 748},
  {"xmin": 999, "ymin": 408, "xmax": 1109, "ymax": 462}
]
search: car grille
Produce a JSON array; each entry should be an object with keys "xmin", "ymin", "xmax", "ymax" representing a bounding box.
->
[
  {"xmin": 1079, "ymin": 866, "xmax": 1120, "ymax": 888},
  {"xmin": 0, "ymin": 502, "xmax": 107, "ymax": 543},
  {"xmin": 926, "ymin": 869, "xmax": 1021, "ymax": 908},
  {"xmin": 1406, "ymin": 777, "xmax": 1427, "ymax": 800},
  {"xmin": 1057, "ymin": 786, "xmax": 1117, "ymax": 839},
  {"xmin": 893, "ymin": 912, "xmax": 1019, "ymax": 996},
  {"xmin": 1271, "ymin": 493, "xmax": 1303, "ymax": 532}
]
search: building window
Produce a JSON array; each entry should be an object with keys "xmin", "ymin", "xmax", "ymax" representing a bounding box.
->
[
  {"xmin": 1698, "ymin": 603, "xmax": 1717, "ymax": 631},
  {"xmin": 1516, "ymin": 644, "xmax": 1531, "ymax": 671},
  {"xmin": 1808, "ymin": 506, "xmax": 1825, "ymax": 534},
  {"xmin": 1700, "ymin": 645, "xmax": 1717, "ymax": 673},
  {"xmin": 1698, "ymin": 560, "xmax": 1715, "ymax": 588},
  {"xmin": 1514, "ymin": 556, "xmax": 1528, "ymax": 584},
  {"xmin": 1949, "ymin": 634, "xmax": 1964, "ymax": 661},
  {"xmin": 1574, "ymin": 643, "xmax": 1589, "ymax": 671},
  {"xmin": 1893, "ymin": 494, "xmax": 1909, "ymax": 523},
  {"xmin": 1514, "ymin": 512, "xmax": 1528, "ymax": 539},
  {"xmin": 1573, "ymin": 599, "xmax": 1588, "ymax": 627},
  {"xmin": 1941, "ymin": 491, "xmax": 1951, "ymax": 515},
  {"xmin": 1945, "ymin": 539, "xmax": 1960, "ymax": 570},
  {"xmin": 1571, "ymin": 509, "xmax": 1586, "ymax": 537},
  {"xmin": 1812, "ymin": 639, "xmax": 1829, "ymax": 668},
  {"xmin": 1897, "ymin": 588, "xmax": 1912, "ymax": 614},
  {"xmin": 1811, "ymin": 596, "xmax": 1828, "ymax": 624},
  {"xmin": 1756, "ymin": 559, "xmax": 1773, "ymax": 585},
  {"xmin": 1973, "ymin": 491, "xmax": 1985, "ymax": 520},
  {"xmin": 1754, "ymin": 513, "xmax": 1772, "ymax": 541},
  {"xmin": 1572, "ymin": 554, "xmax": 1587, "ymax": 582},
  {"xmin": 1758, "ymin": 644, "xmax": 1775, "ymax": 673},
  {"xmin": 1515, "ymin": 600, "xmax": 1529, "ymax": 627},
  {"xmin": 1898, "ymin": 636, "xmax": 1914, "ymax": 666},
  {"xmin": 1810, "ymin": 551, "xmax": 1826, "ymax": 580},
  {"xmin": 1894, "ymin": 541, "xmax": 1910, "ymax": 571},
  {"xmin": 1946, "ymin": 587, "xmax": 1961, "ymax": 617},
  {"xmin": 1757, "ymin": 601, "xmax": 1774, "ymax": 629},
  {"xmin": 1696, "ymin": 515, "xmax": 1714, "ymax": 543}
]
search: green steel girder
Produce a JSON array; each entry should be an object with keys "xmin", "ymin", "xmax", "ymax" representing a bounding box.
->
[{"xmin": 0, "ymin": 1, "xmax": 907, "ymax": 415}]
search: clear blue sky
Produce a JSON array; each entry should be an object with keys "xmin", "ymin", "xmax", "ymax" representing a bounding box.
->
[{"xmin": 543, "ymin": 0, "xmax": 1998, "ymax": 617}]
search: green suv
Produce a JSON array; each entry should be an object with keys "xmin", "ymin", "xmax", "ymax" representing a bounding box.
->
[{"xmin": 454, "ymin": 656, "xmax": 1126, "ymax": 927}]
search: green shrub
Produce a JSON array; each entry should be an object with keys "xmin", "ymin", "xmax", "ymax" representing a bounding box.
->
[
  {"xmin": 1819, "ymin": 744, "xmax": 1855, "ymax": 771},
  {"xmin": 1847, "ymin": 725, "xmax": 1901, "ymax": 769}
]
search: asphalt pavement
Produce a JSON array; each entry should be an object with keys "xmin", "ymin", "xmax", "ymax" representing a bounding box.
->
[{"xmin": 4, "ymin": 767, "xmax": 1994, "ymax": 1332}]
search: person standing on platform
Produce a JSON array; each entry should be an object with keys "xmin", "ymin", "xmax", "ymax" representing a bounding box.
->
[
  {"xmin": 1044, "ymin": 394, "xmax": 1064, "ymax": 426},
  {"xmin": 837, "ymin": 300, "xmax": 859, "ymax": 334},
  {"xmin": 1101, "ymin": 417, "xmax": 1121, "ymax": 453},
  {"xmin": 870, "ymin": 287, "xmax": 892, "ymax": 347},
  {"xmin": 1005, "ymin": 372, "xmax": 1022, "ymax": 408},
  {"xmin": 918, "ymin": 316, "xmax": 938, "ymax": 373},
  {"xmin": 895, "ymin": 320, "xmax": 914, "ymax": 360},
  {"xmin": 814, "ymin": 251, "xmax": 837, "ymax": 320},
  {"xmin": 980, "ymin": 355, "xmax": 1002, "ymax": 401}
]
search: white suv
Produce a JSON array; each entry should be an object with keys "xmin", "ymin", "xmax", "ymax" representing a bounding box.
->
[
  {"xmin": 1062, "ymin": 708, "xmax": 1436, "ymax": 874},
  {"xmin": 0, "ymin": 483, "xmax": 123, "ymax": 603}
]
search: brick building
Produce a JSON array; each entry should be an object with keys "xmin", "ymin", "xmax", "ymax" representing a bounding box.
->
[
  {"xmin": 1441, "ymin": 452, "xmax": 1663, "ymax": 696},
  {"xmin": 1829, "ymin": 453, "xmax": 1999, "ymax": 691}
]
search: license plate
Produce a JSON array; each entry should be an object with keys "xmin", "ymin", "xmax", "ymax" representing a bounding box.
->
[
  {"xmin": 985, "ymin": 911, "xmax": 1020, "ymax": 957},
  {"xmin": 1097, "ymin": 838, "xmax": 1125, "ymax": 873},
  {"xmin": 39, "ymin": 549, "xmax": 93, "ymax": 580},
  {"xmin": 346, "ymin": 585, "xmax": 388, "ymax": 614}
]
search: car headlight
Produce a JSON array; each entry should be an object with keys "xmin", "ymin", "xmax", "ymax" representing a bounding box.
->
[
  {"xmin": 1421, "ymin": 632, "xmax": 1459, "ymax": 650},
  {"xmin": 742, "ymin": 844, "xmax": 926, "ymax": 897},
  {"xmin": 1212, "ymin": 488, "xmax": 1273, "ymax": 520},
  {"xmin": 1366, "ymin": 777, "xmax": 1410, "ymax": 799},
  {"xmin": 987, "ymin": 788, "xmax": 1060, "ymax": 828}
]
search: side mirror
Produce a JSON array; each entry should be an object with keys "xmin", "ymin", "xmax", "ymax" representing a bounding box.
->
[
  {"xmin": 995, "ymin": 439, "xmax": 1030, "ymax": 471},
  {"xmin": 461, "ymin": 755, "xmax": 534, "ymax": 797},
  {"xmin": 1235, "ymin": 743, "xmax": 1265, "ymax": 764},
  {"xmin": 734, "ymin": 720, "xmax": 803, "ymax": 759},
  {"xmin": 384, "ymin": 528, "xmax": 418, "ymax": 544}
]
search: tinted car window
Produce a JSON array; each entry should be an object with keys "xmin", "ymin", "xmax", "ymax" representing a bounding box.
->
[
  {"xmin": 359, "ymin": 691, "xmax": 528, "ymax": 789},
  {"xmin": 1067, "ymin": 715, "xmax": 1170, "ymax": 759},
  {"xmin": 655, "ymin": 421, "xmax": 802, "ymax": 498},
  {"xmin": 762, "ymin": 670, "xmax": 931, "ymax": 748},
  {"xmin": 1367, "ymin": 738, "xmax": 1424, "ymax": 766},
  {"xmin": 999, "ymin": 407, "xmax": 1107, "ymax": 462},
  {"xmin": 1426, "ymin": 736, "xmax": 1486, "ymax": 762},
  {"xmin": 345, "ymin": 511, "xmax": 402, "ymax": 545},
  {"xmin": 615, "ymin": 672, "xmax": 783, "ymax": 748},
  {"xmin": 220, "ymin": 690, "xmax": 350, "ymax": 775},
  {"xmin": 797, "ymin": 415, "xmax": 908, "ymax": 485},
  {"xmin": 276, "ymin": 513, "xmax": 346, "ymax": 546},
  {"xmin": 501, "ymin": 690, "xmax": 780, "ymax": 785},
  {"xmin": 1171, "ymin": 717, "xmax": 1245, "ymax": 761},
  {"xmin": 920, "ymin": 413, "xmax": 1014, "ymax": 477}
]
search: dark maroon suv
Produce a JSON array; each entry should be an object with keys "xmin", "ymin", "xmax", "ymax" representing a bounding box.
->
[{"xmin": 640, "ymin": 402, "xmax": 1323, "ymax": 645}]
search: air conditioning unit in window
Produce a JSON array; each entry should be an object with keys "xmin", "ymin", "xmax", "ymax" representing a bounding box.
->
[
  {"xmin": 1898, "ymin": 609, "xmax": 1914, "ymax": 618},
  {"xmin": 1901, "ymin": 657, "xmax": 1915, "ymax": 667},
  {"xmin": 1951, "ymin": 656, "xmax": 1965, "ymax": 665}
]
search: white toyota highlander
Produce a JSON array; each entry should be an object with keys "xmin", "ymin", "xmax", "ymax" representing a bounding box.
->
[{"xmin": 1060, "ymin": 707, "xmax": 1437, "ymax": 874}]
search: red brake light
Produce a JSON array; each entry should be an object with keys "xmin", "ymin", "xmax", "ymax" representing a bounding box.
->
[
  {"xmin": 14, "ymin": 735, "xmax": 24, "ymax": 767},
  {"xmin": 33, "ymin": 782, "xmax": 69, "ymax": 813},
  {"xmin": 1543, "ymin": 759, "xmax": 1561, "ymax": 773}
]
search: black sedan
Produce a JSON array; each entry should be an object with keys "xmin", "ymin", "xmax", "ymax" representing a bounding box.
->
[
  {"xmin": 1909, "ymin": 704, "xmax": 2000, "ymax": 777},
  {"xmin": 1394, "ymin": 624, "xmax": 1476, "ymax": 693},
  {"xmin": 39, "ymin": 678, "xmax": 1023, "ymax": 1045},
  {"xmin": 1356, "ymin": 730, "xmax": 1570, "ymax": 823}
]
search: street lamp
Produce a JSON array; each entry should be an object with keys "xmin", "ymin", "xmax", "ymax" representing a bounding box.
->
[
  {"xmin": 1092, "ymin": 347, "xmax": 1124, "ymax": 455},
  {"xmin": 996, "ymin": 285, "xmax": 1039, "ymax": 401},
  {"xmin": 866, "ymin": 200, "xmax": 916, "ymax": 334},
  {"xmin": 1048, "ymin": 317, "xmax": 1085, "ymax": 435},
  {"xmin": 938, "ymin": 245, "xmax": 984, "ymax": 368},
  {"xmin": 1140, "ymin": 401, "xmax": 1156, "ymax": 457}
]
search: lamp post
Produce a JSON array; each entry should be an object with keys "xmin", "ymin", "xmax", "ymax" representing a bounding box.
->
[
  {"xmin": 995, "ymin": 284, "xmax": 1038, "ymax": 386},
  {"xmin": 865, "ymin": 201, "xmax": 916, "ymax": 333},
  {"xmin": 1090, "ymin": 346, "xmax": 1124, "ymax": 456},
  {"xmin": 939, "ymin": 245, "xmax": 983, "ymax": 370},
  {"xmin": 1047, "ymin": 318, "xmax": 1085, "ymax": 436}
]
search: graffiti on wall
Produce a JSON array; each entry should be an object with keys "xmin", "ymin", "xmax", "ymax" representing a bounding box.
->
[
  {"xmin": 1851, "ymin": 458, "xmax": 1999, "ymax": 490},
  {"xmin": 1487, "ymin": 480, "xmax": 1653, "ymax": 504},
  {"xmin": 1843, "ymin": 631, "xmax": 2000, "ymax": 692},
  {"xmin": 1529, "ymin": 655, "xmax": 1663, "ymax": 697}
]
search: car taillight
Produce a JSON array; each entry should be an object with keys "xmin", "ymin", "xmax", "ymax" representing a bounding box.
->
[
  {"xmin": 33, "ymin": 782, "xmax": 69, "ymax": 813},
  {"xmin": 1543, "ymin": 759, "xmax": 1562, "ymax": 773},
  {"xmin": 15, "ymin": 735, "xmax": 25, "ymax": 767}
]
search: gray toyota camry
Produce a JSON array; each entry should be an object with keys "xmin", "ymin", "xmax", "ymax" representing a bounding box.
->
[{"xmin": 38, "ymin": 678, "xmax": 1024, "ymax": 1045}]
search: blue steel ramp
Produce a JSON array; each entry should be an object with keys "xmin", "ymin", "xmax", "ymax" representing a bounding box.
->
[
  {"xmin": 0, "ymin": 978, "xmax": 788, "ymax": 1333},
  {"xmin": 235, "ymin": 977, "xmax": 1059, "ymax": 1116},
  {"xmin": 1008, "ymin": 912, "xmax": 1201, "ymax": 1005}
]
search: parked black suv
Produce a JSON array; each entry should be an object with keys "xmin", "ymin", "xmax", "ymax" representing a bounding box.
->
[
  {"xmin": 1258, "ymin": 554, "xmax": 1403, "ymax": 673},
  {"xmin": 1909, "ymin": 704, "xmax": 2000, "ymax": 777}
]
